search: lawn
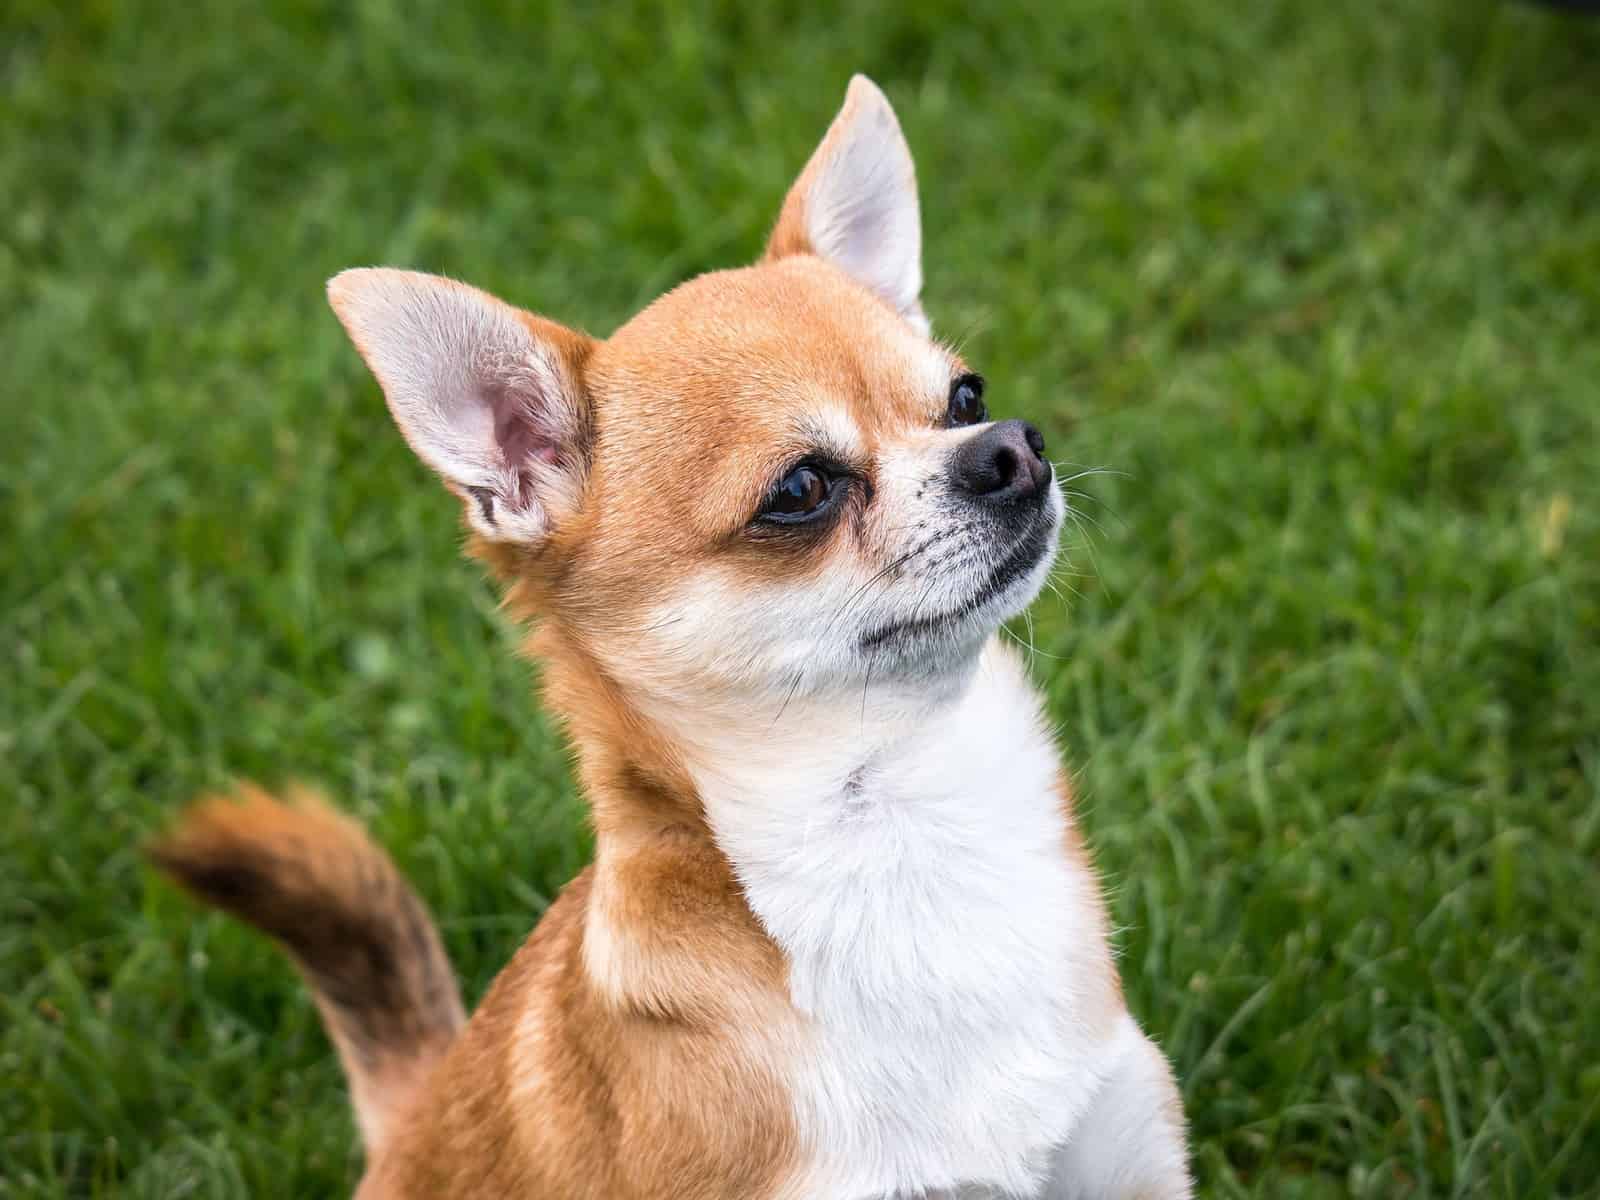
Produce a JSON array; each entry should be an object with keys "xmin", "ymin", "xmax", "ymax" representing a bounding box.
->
[{"xmin": 3, "ymin": 1, "xmax": 1598, "ymax": 1196}]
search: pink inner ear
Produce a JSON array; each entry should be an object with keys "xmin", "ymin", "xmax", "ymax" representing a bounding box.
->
[{"xmin": 487, "ymin": 381, "xmax": 563, "ymax": 471}]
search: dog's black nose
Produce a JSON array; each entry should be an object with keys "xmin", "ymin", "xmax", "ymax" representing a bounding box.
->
[{"xmin": 950, "ymin": 419, "xmax": 1051, "ymax": 504}]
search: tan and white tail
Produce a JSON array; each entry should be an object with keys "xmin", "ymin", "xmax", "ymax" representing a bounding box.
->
[{"xmin": 149, "ymin": 784, "xmax": 464, "ymax": 1150}]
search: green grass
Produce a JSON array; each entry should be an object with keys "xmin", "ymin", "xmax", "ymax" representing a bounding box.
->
[{"xmin": 4, "ymin": 1, "xmax": 1598, "ymax": 1195}]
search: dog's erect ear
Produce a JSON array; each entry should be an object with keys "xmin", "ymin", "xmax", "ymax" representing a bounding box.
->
[
  {"xmin": 328, "ymin": 269, "xmax": 594, "ymax": 544},
  {"xmin": 765, "ymin": 75, "xmax": 926, "ymax": 335}
]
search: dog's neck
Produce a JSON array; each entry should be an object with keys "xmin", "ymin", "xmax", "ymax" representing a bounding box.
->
[
  {"xmin": 654, "ymin": 658, "xmax": 986, "ymax": 805},
  {"xmin": 539, "ymin": 627, "xmax": 1067, "ymax": 1018},
  {"xmin": 663, "ymin": 642, "xmax": 1068, "ymax": 990},
  {"xmin": 537, "ymin": 619, "xmax": 995, "ymax": 838}
]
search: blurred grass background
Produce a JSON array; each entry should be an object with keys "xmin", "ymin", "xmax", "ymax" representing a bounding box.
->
[{"xmin": 4, "ymin": 1, "xmax": 1598, "ymax": 1196}]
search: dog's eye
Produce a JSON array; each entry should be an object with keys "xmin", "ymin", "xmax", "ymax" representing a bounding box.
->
[
  {"xmin": 761, "ymin": 465, "xmax": 833, "ymax": 522},
  {"xmin": 947, "ymin": 374, "xmax": 987, "ymax": 427}
]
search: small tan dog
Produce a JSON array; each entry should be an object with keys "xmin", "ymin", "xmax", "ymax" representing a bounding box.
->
[{"xmin": 153, "ymin": 76, "xmax": 1191, "ymax": 1199}]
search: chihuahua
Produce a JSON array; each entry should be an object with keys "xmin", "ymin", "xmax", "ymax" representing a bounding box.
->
[{"xmin": 152, "ymin": 76, "xmax": 1191, "ymax": 1198}]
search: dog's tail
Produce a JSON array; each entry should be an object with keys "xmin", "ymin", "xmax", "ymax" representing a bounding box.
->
[{"xmin": 149, "ymin": 784, "xmax": 464, "ymax": 1151}]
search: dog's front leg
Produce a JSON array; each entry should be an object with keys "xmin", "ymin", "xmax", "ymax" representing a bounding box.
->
[{"xmin": 1040, "ymin": 1018, "xmax": 1192, "ymax": 1199}]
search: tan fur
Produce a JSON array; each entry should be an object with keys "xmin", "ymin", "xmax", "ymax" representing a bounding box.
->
[{"xmin": 359, "ymin": 862, "xmax": 799, "ymax": 1200}]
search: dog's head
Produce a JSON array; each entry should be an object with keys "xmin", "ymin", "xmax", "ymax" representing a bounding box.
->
[{"xmin": 330, "ymin": 77, "xmax": 1061, "ymax": 718}]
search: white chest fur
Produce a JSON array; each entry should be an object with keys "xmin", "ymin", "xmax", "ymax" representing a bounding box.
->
[{"xmin": 684, "ymin": 643, "xmax": 1123, "ymax": 1199}]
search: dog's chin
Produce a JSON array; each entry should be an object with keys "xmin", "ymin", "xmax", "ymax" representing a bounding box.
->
[{"xmin": 859, "ymin": 509, "xmax": 1060, "ymax": 674}]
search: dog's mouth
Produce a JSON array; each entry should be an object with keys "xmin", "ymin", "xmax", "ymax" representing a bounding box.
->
[{"xmin": 859, "ymin": 517, "xmax": 1055, "ymax": 653}]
